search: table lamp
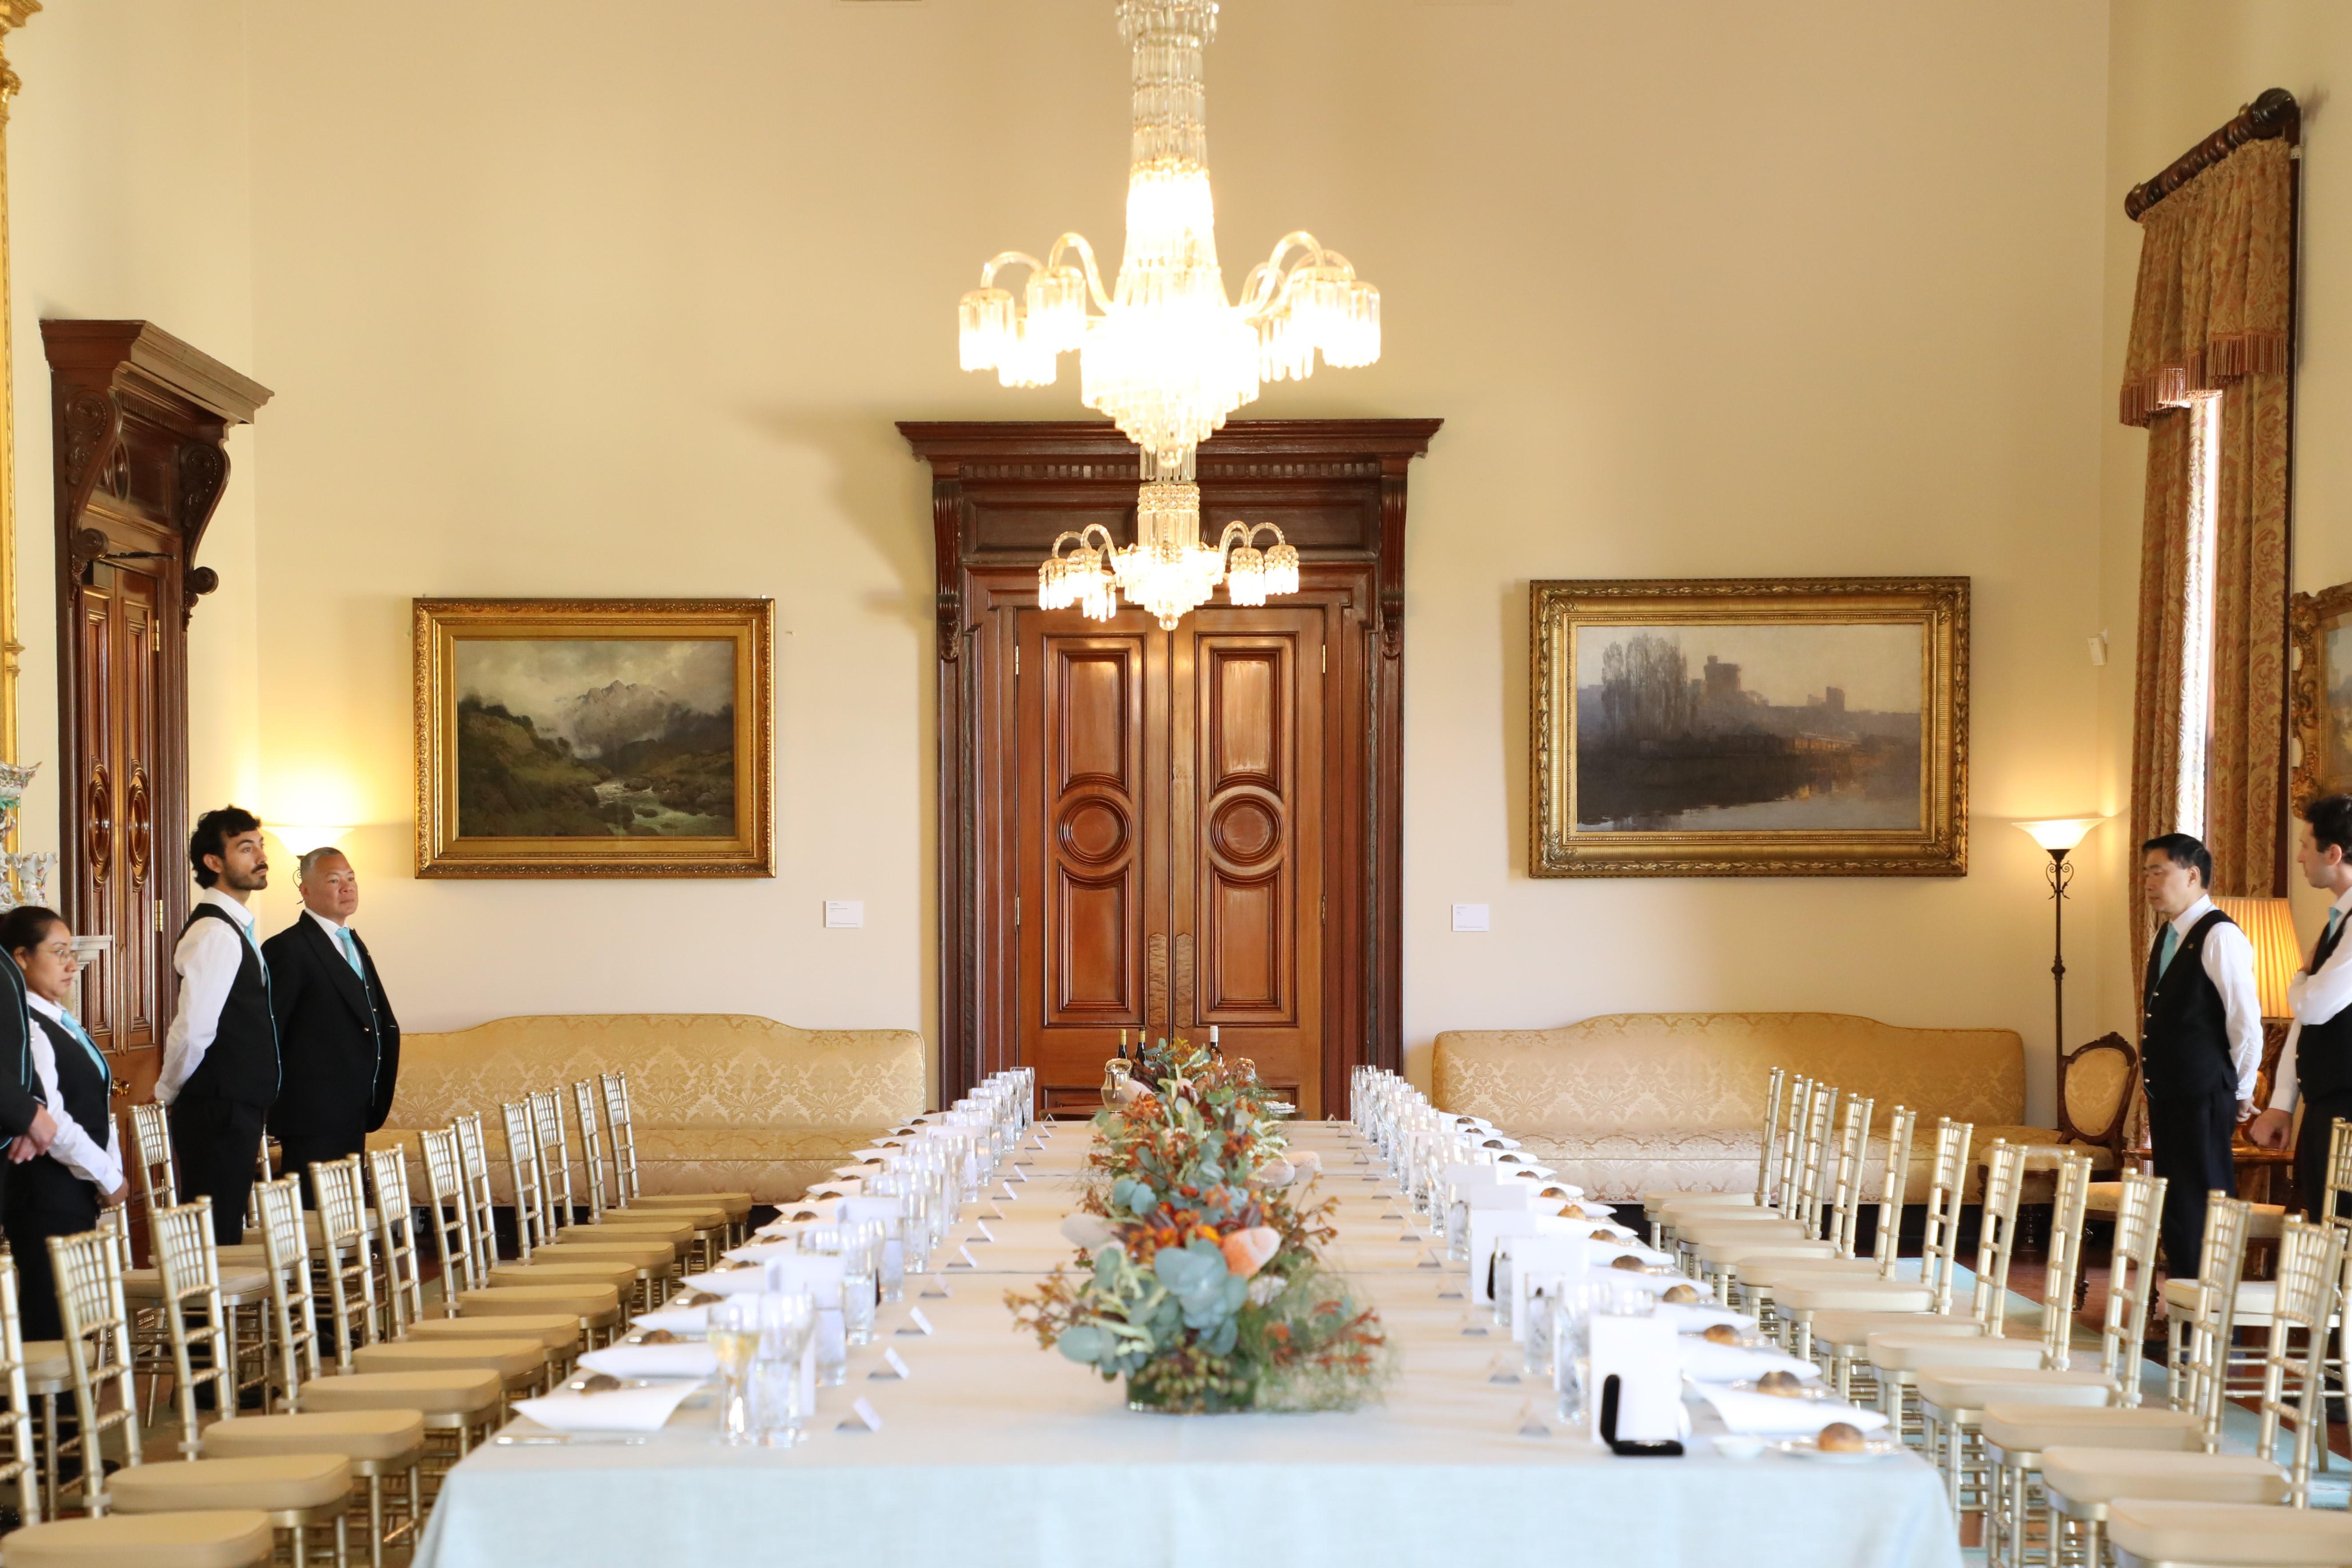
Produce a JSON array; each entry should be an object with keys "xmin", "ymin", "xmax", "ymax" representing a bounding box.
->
[
  {"xmin": 2016, "ymin": 818, "xmax": 2109, "ymax": 1056},
  {"xmin": 2211, "ymin": 896, "xmax": 2302, "ymax": 1019}
]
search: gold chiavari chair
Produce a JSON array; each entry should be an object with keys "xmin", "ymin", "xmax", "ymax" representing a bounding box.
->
[
  {"xmin": 1690, "ymin": 1094, "xmax": 1877, "ymax": 1300},
  {"xmin": 364, "ymin": 1147, "xmax": 426, "ymax": 1338},
  {"xmin": 477, "ymin": 1103, "xmax": 642, "ymax": 1310},
  {"xmin": 519, "ymin": 1094, "xmax": 682, "ymax": 1311},
  {"xmin": 1800, "ymin": 1106, "xmax": 1924, "ymax": 1402},
  {"xmin": 418, "ymin": 1125, "xmax": 620, "ymax": 1353},
  {"xmin": 376, "ymin": 1138, "xmax": 584, "ymax": 1379},
  {"xmin": 129, "ymin": 1104, "xmax": 270, "ymax": 1274},
  {"xmin": 50, "ymin": 1222, "xmax": 356, "ymax": 1564},
  {"xmin": 1977, "ymin": 1168, "xmax": 2172, "ymax": 1568},
  {"xmin": 1642, "ymin": 1065, "xmax": 1789, "ymax": 1240},
  {"xmin": 599, "ymin": 1071, "xmax": 754, "ymax": 1246},
  {"xmin": 450, "ymin": 1113, "xmax": 503, "ymax": 1274},
  {"xmin": 0, "ymin": 1245, "xmax": 280, "ymax": 1568},
  {"xmin": 2042, "ymin": 1213, "xmax": 2344, "ymax": 1568},
  {"xmin": 1653, "ymin": 1072, "xmax": 1815, "ymax": 1242},
  {"xmin": 251, "ymin": 1176, "xmax": 503, "ymax": 1510},
  {"xmin": 151, "ymin": 1196, "xmax": 428, "ymax": 1568},
  {"xmin": 567, "ymin": 1079, "xmax": 722, "ymax": 1270}
]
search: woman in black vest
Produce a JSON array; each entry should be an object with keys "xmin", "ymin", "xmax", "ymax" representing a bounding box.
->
[{"xmin": 0, "ymin": 907, "xmax": 126, "ymax": 1341}]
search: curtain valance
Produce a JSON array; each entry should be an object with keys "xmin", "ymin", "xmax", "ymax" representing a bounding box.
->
[{"xmin": 2120, "ymin": 137, "xmax": 2293, "ymax": 428}]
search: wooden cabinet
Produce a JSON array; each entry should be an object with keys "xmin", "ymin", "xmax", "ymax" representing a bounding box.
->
[
  {"xmin": 44, "ymin": 322, "xmax": 269, "ymax": 1096},
  {"xmin": 905, "ymin": 418, "xmax": 1438, "ymax": 1115}
]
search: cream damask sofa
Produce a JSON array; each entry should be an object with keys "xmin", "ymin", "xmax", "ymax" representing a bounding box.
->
[
  {"xmin": 1432, "ymin": 1012, "xmax": 2030, "ymax": 1203},
  {"xmin": 370, "ymin": 1014, "xmax": 928, "ymax": 1205}
]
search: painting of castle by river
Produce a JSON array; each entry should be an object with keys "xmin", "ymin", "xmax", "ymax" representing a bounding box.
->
[
  {"xmin": 1573, "ymin": 623, "xmax": 1923, "ymax": 832},
  {"xmin": 455, "ymin": 638, "xmax": 738, "ymax": 838}
]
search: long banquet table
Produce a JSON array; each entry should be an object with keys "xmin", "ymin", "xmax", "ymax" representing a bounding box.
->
[{"xmin": 416, "ymin": 1120, "xmax": 1961, "ymax": 1568}]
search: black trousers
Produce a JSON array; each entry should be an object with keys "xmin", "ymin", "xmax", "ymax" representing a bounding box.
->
[
  {"xmin": 2148, "ymin": 1088, "xmax": 2239, "ymax": 1275},
  {"xmin": 275, "ymin": 1130, "xmax": 365, "ymax": 1211},
  {"xmin": 4, "ymin": 1159, "xmax": 99, "ymax": 1342},
  {"xmin": 2295, "ymin": 1092, "xmax": 2352, "ymax": 1222},
  {"xmin": 170, "ymin": 1096, "xmax": 270, "ymax": 1244}
]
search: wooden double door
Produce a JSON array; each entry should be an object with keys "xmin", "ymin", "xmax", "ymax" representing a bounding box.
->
[{"xmin": 1017, "ymin": 603, "xmax": 1328, "ymax": 1112}]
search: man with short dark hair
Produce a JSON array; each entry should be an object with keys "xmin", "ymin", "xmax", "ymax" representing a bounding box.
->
[
  {"xmin": 263, "ymin": 846, "xmax": 400, "ymax": 1194},
  {"xmin": 156, "ymin": 806, "xmax": 281, "ymax": 1243},
  {"xmin": 2138, "ymin": 831, "xmax": 2265, "ymax": 1277},
  {"xmin": 2245, "ymin": 795, "xmax": 2352, "ymax": 1214}
]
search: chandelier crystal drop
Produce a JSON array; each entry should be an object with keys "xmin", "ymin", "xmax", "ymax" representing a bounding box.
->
[{"xmin": 957, "ymin": 0, "xmax": 1377, "ymax": 630}]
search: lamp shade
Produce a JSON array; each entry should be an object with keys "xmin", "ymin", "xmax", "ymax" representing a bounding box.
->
[
  {"xmin": 2213, "ymin": 896, "xmax": 2301, "ymax": 1019},
  {"xmin": 2015, "ymin": 817, "xmax": 2107, "ymax": 853}
]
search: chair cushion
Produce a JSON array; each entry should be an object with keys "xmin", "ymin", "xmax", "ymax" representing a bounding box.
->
[
  {"xmin": 107, "ymin": 1453, "xmax": 352, "ymax": 1514},
  {"xmin": 1675, "ymin": 1218, "xmax": 1811, "ymax": 1246},
  {"xmin": 351, "ymin": 1338, "xmax": 545, "ymax": 1382},
  {"xmin": 1733, "ymin": 1255, "xmax": 1901, "ymax": 1289},
  {"xmin": 529, "ymin": 1240, "xmax": 673, "ymax": 1271},
  {"xmin": 558, "ymin": 1216, "xmax": 692, "ymax": 1244},
  {"xmin": 1979, "ymin": 1404, "xmax": 2201, "ymax": 1456},
  {"xmin": 2159, "ymin": 1277, "xmax": 2307, "ymax": 1321},
  {"xmin": 1698, "ymin": 1238, "xmax": 1839, "ymax": 1266},
  {"xmin": 2245, "ymin": 1203, "xmax": 2288, "ymax": 1240},
  {"xmin": 202, "ymin": 1409, "xmax": 427, "ymax": 1463},
  {"xmin": 1815, "ymin": 1310, "xmax": 1982, "ymax": 1352},
  {"xmin": 20, "ymin": 1338, "xmax": 74, "ymax": 1387},
  {"xmin": 486, "ymin": 1260, "xmax": 636, "ymax": 1291},
  {"xmin": 630, "ymin": 1191, "xmax": 754, "ymax": 1223},
  {"xmin": 454, "ymin": 1284, "xmax": 620, "ymax": 1319},
  {"xmin": 1867, "ymin": 1331, "xmax": 2044, "ymax": 1373},
  {"xmin": 2107, "ymin": 1498, "xmax": 2352, "ymax": 1565},
  {"xmin": 618, "ymin": 1201, "xmax": 728, "ymax": 1231},
  {"xmin": 1969, "ymin": 1128, "xmax": 2119, "ymax": 1174},
  {"xmin": 2042, "ymin": 1448, "xmax": 2287, "ymax": 1508},
  {"xmin": 403, "ymin": 1314, "xmax": 580, "ymax": 1352},
  {"xmin": 1772, "ymin": 1279, "xmax": 1937, "ymax": 1312},
  {"xmin": 2, "ymin": 1511, "xmax": 277, "ymax": 1568},
  {"xmin": 1642, "ymin": 1190, "xmax": 1756, "ymax": 1215},
  {"xmin": 302, "ymin": 1368, "xmax": 502, "ymax": 1416},
  {"xmin": 1915, "ymin": 1367, "xmax": 2111, "ymax": 1413}
]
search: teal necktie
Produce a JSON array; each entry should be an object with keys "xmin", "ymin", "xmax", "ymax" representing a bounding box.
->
[
  {"xmin": 56, "ymin": 1009, "xmax": 107, "ymax": 1083},
  {"xmin": 2158, "ymin": 923, "xmax": 2181, "ymax": 977},
  {"xmin": 335, "ymin": 926, "xmax": 363, "ymax": 979}
]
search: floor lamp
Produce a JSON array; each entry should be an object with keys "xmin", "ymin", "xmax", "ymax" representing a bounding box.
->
[{"xmin": 2016, "ymin": 818, "xmax": 2108, "ymax": 1057}]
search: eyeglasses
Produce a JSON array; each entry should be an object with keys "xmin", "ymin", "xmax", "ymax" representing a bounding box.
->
[{"xmin": 36, "ymin": 944, "xmax": 75, "ymax": 964}]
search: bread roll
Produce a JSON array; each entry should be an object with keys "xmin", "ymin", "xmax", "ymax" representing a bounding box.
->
[
  {"xmin": 1755, "ymin": 1370, "xmax": 1805, "ymax": 1397},
  {"xmin": 1662, "ymin": 1283, "xmax": 1700, "ymax": 1304},
  {"xmin": 1609, "ymin": 1254, "xmax": 1646, "ymax": 1271},
  {"xmin": 1817, "ymin": 1421, "xmax": 1867, "ymax": 1452},
  {"xmin": 1703, "ymin": 1323, "xmax": 1743, "ymax": 1346}
]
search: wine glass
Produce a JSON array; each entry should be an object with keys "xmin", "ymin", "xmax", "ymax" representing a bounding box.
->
[{"xmin": 707, "ymin": 1296, "xmax": 761, "ymax": 1446}]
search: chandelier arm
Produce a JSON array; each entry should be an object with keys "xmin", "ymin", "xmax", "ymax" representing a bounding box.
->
[
  {"xmin": 1079, "ymin": 522, "xmax": 1117, "ymax": 552},
  {"xmin": 1250, "ymin": 522, "xmax": 1287, "ymax": 546},
  {"xmin": 1046, "ymin": 232, "xmax": 1116, "ymax": 313},
  {"xmin": 979, "ymin": 250, "xmax": 1049, "ymax": 289},
  {"xmin": 1047, "ymin": 529, "xmax": 1090, "ymax": 560},
  {"xmin": 1239, "ymin": 231, "xmax": 1335, "ymax": 319},
  {"xmin": 1216, "ymin": 520, "xmax": 1251, "ymax": 556}
]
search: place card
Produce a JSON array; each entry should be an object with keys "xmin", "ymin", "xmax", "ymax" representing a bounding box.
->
[
  {"xmin": 971, "ymin": 1221, "xmax": 997, "ymax": 1243},
  {"xmin": 999, "ymin": 1181, "xmax": 1021, "ymax": 1202},
  {"xmin": 1418, "ymin": 1251, "xmax": 1446, "ymax": 1271},
  {"xmin": 984, "ymin": 1203, "xmax": 1007, "ymax": 1221},
  {"xmin": 920, "ymin": 1281, "xmax": 953, "ymax": 1299},
  {"xmin": 836, "ymin": 1397, "xmax": 885, "ymax": 1433},
  {"xmin": 1460, "ymin": 1320, "xmax": 1491, "ymax": 1338},
  {"xmin": 1010, "ymin": 1163, "xmax": 1032, "ymax": 1179},
  {"xmin": 1514, "ymin": 1400, "xmax": 1553, "ymax": 1438},
  {"xmin": 1436, "ymin": 1285, "xmax": 1464, "ymax": 1299},
  {"xmin": 865, "ymin": 1346, "xmax": 914, "ymax": 1381},
  {"xmin": 1487, "ymin": 1354, "xmax": 1522, "ymax": 1385},
  {"xmin": 946, "ymin": 1245, "xmax": 979, "ymax": 1270},
  {"xmin": 897, "ymin": 1306, "xmax": 935, "ymax": 1337},
  {"xmin": 1380, "ymin": 1210, "xmax": 1404, "ymax": 1221}
]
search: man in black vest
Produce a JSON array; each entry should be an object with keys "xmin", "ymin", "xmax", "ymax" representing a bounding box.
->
[
  {"xmin": 263, "ymin": 846, "xmax": 400, "ymax": 1192},
  {"xmin": 2138, "ymin": 832, "xmax": 2265, "ymax": 1278},
  {"xmin": 2245, "ymin": 795, "xmax": 2352, "ymax": 1214},
  {"xmin": 155, "ymin": 806, "xmax": 280, "ymax": 1244}
]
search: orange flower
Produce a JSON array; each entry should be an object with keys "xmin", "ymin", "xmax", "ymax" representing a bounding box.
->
[
  {"xmin": 1220, "ymin": 1226, "xmax": 1281, "ymax": 1278},
  {"xmin": 1192, "ymin": 1224, "xmax": 1223, "ymax": 1246}
]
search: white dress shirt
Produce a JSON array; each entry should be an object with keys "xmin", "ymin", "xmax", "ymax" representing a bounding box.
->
[
  {"xmin": 25, "ymin": 992, "xmax": 123, "ymax": 1194},
  {"xmin": 2265, "ymin": 884, "xmax": 2352, "ymax": 1112},
  {"xmin": 2155, "ymin": 895, "xmax": 2266, "ymax": 1109},
  {"xmin": 154, "ymin": 888, "xmax": 265, "ymax": 1107}
]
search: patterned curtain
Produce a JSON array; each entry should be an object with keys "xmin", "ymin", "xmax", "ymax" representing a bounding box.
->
[{"xmin": 2122, "ymin": 135, "xmax": 2293, "ymax": 964}]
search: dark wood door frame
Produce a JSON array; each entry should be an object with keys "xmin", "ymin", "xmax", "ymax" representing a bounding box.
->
[
  {"xmin": 901, "ymin": 417, "xmax": 1440, "ymax": 1108},
  {"xmin": 44, "ymin": 321, "xmax": 269, "ymax": 1095}
]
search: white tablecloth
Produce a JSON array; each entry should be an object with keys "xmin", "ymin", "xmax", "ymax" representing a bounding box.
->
[{"xmin": 416, "ymin": 1123, "xmax": 1959, "ymax": 1568}]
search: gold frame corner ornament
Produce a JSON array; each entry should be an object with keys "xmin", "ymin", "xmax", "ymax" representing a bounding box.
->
[
  {"xmin": 2289, "ymin": 579, "xmax": 2352, "ymax": 812},
  {"xmin": 0, "ymin": 0, "xmax": 38, "ymax": 770},
  {"xmin": 1526, "ymin": 576, "xmax": 1970, "ymax": 878},
  {"xmin": 411, "ymin": 597, "xmax": 775, "ymax": 879}
]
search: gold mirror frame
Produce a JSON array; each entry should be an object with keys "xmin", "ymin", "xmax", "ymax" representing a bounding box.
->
[
  {"xmin": 2288, "ymin": 578, "xmax": 2352, "ymax": 810},
  {"xmin": 0, "ymin": 2, "xmax": 40, "ymax": 766}
]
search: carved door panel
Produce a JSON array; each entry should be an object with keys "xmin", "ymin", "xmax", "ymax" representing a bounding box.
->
[
  {"xmin": 69, "ymin": 559, "xmax": 166, "ymax": 1061},
  {"xmin": 1013, "ymin": 604, "xmax": 1327, "ymax": 1116},
  {"xmin": 1172, "ymin": 611, "xmax": 1325, "ymax": 1111}
]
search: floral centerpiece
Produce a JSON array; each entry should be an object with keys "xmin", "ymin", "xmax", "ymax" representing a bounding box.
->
[{"xmin": 1008, "ymin": 1039, "xmax": 1393, "ymax": 1413}]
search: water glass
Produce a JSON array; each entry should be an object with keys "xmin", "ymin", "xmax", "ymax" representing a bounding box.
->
[
  {"xmin": 1551, "ymin": 1284, "xmax": 1599, "ymax": 1428},
  {"xmin": 748, "ymin": 1291, "xmax": 815, "ymax": 1447},
  {"xmin": 800, "ymin": 1226, "xmax": 879, "ymax": 1346},
  {"xmin": 707, "ymin": 1296, "xmax": 762, "ymax": 1446}
]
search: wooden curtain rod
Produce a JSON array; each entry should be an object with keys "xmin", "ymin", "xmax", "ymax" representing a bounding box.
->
[{"xmin": 2126, "ymin": 87, "xmax": 2300, "ymax": 219}]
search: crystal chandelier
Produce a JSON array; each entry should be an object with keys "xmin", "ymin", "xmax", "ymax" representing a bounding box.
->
[{"xmin": 957, "ymin": 0, "xmax": 1379, "ymax": 630}]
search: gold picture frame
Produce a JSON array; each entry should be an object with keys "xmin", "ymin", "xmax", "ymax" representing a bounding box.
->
[
  {"xmin": 1529, "ymin": 577, "xmax": 1968, "ymax": 877},
  {"xmin": 2290, "ymin": 579, "xmax": 2352, "ymax": 810},
  {"xmin": 413, "ymin": 598, "xmax": 774, "ymax": 878}
]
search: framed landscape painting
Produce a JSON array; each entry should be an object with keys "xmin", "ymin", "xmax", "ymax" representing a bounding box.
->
[
  {"xmin": 2291, "ymin": 580, "xmax": 2352, "ymax": 810},
  {"xmin": 1529, "ymin": 578, "xmax": 1969, "ymax": 877},
  {"xmin": 413, "ymin": 599, "xmax": 774, "ymax": 878}
]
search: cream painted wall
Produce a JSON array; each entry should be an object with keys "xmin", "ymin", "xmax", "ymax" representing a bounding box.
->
[
  {"xmin": 2, "ymin": 1, "xmax": 2124, "ymax": 1118},
  {"xmin": 7, "ymin": 2, "xmax": 261, "ymax": 860},
  {"xmin": 2102, "ymin": 2, "xmax": 2352, "ymax": 1016}
]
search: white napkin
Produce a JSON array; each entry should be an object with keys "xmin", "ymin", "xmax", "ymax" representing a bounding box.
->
[
  {"xmin": 722, "ymin": 1239, "xmax": 801, "ymax": 1263},
  {"xmin": 1676, "ymin": 1341, "xmax": 1821, "ymax": 1383},
  {"xmin": 1696, "ymin": 1385, "xmax": 1889, "ymax": 1437},
  {"xmin": 580, "ymin": 1342, "xmax": 720, "ymax": 1380},
  {"xmin": 634, "ymin": 1303, "xmax": 711, "ymax": 1334},
  {"xmin": 755, "ymin": 1198, "xmax": 840, "ymax": 1234},
  {"xmin": 678, "ymin": 1267, "xmax": 771, "ymax": 1297},
  {"xmin": 510, "ymin": 1380, "xmax": 703, "ymax": 1434},
  {"xmin": 1656, "ymin": 1302, "xmax": 1754, "ymax": 1332},
  {"xmin": 805, "ymin": 1179, "xmax": 862, "ymax": 1199}
]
